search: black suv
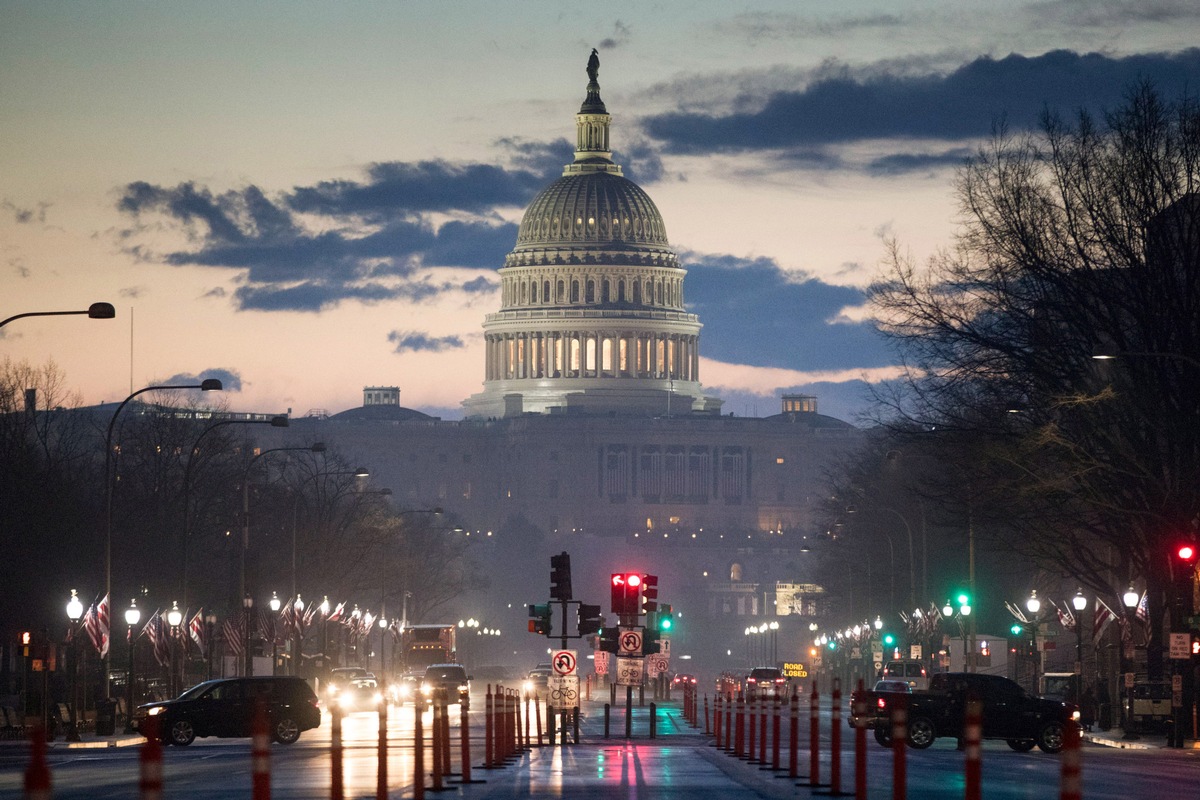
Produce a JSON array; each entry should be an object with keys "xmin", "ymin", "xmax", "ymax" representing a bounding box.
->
[{"xmin": 133, "ymin": 676, "xmax": 321, "ymax": 746}]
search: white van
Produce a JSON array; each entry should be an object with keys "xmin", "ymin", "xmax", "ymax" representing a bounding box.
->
[{"xmin": 880, "ymin": 660, "xmax": 929, "ymax": 690}]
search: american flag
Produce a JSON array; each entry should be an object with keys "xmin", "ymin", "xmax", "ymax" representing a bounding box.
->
[
  {"xmin": 259, "ymin": 608, "xmax": 278, "ymax": 645},
  {"xmin": 301, "ymin": 603, "xmax": 318, "ymax": 636},
  {"xmin": 327, "ymin": 601, "xmax": 345, "ymax": 623},
  {"xmin": 145, "ymin": 611, "xmax": 171, "ymax": 668},
  {"xmin": 84, "ymin": 594, "xmax": 111, "ymax": 658},
  {"xmin": 1056, "ymin": 605, "xmax": 1075, "ymax": 631},
  {"xmin": 1136, "ymin": 592, "xmax": 1149, "ymax": 625},
  {"xmin": 223, "ymin": 615, "xmax": 245, "ymax": 657},
  {"xmin": 188, "ymin": 609, "xmax": 206, "ymax": 653},
  {"xmin": 1093, "ymin": 597, "xmax": 1115, "ymax": 643},
  {"xmin": 280, "ymin": 601, "xmax": 295, "ymax": 639}
]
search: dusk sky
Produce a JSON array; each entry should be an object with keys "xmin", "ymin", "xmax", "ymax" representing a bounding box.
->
[{"xmin": 4, "ymin": 2, "xmax": 1200, "ymax": 423}]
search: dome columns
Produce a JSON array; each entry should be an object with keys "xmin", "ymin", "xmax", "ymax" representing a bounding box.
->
[{"xmin": 487, "ymin": 328, "xmax": 699, "ymax": 383}]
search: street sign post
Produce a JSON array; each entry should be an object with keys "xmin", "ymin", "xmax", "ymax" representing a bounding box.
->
[
  {"xmin": 1169, "ymin": 632, "xmax": 1190, "ymax": 659},
  {"xmin": 616, "ymin": 657, "xmax": 644, "ymax": 687},
  {"xmin": 618, "ymin": 628, "xmax": 643, "ymax": 656}
]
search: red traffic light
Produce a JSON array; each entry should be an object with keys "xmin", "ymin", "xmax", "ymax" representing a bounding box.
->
[
  {"xmin": 1178, "ymin": 544, "xmax": 1198, "ymax": 563},
  {"xmin": 627, "ymin": 574, "xmax": 641, "ymax": 588}
]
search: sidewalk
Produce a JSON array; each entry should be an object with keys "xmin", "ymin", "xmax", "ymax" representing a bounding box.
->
[
  {"xmin": 1081, "ymin": 726, "xmax": 1181, "ymax": 750},
  {"xmin": 0, "ymin": 730, "xmax": 143, "ymax": 750}
]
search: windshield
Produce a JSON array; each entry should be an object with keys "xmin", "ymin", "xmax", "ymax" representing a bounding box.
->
[{"xmin": 176, "ymin": 680, "xmax": 221, "ymax": 701}]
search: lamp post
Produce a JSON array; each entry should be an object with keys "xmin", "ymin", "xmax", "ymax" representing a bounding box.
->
[
  {"xmin": 65, "ymin": 590, "xmax": 84, "ymax": 741},
  {"xmin": 1121, "ymin": 586, "xmax": 1140, "ymax": 738},
  {"xmin": 204, "ymin": 611, "xmax": 217, "ymax": 680},
  {"xmin": 769, "ymin": 620, "xmax": 780, "ymax": 665},
  {"xmin": 1026, "ymin": 590, "xmax": 1044, "ymax": 694},
  {"xmin": 239, "ymin": 443, "xmax": 326, "ymax": 616},
  {"xmin": 167, "ymin": 601, "xmax": 183, "ymax": 697},
  {"xmin": 0, "ymin": 301, "xmax": 115, "ymax": 328},
  {"xmin": 269, "ymin": 592, "xmax": 282, "ymax": 676},
  {"xmin": 292, "ymin": 595, "xmax": 306, "ymax": 677},
  {"xmin": 123, "ymin": 600, "xmax": 141, "ymax": 733},
  {"xmin": 181, "ymin": 414, "xmax": 289, "ymax": 609},
  {"xmin": 1071, "ymin": 590, "xmax": 1088, "ymax": 677},
  {"xmin": 104, "ymin": 378, "xmax": 223, "ymax": 690},
  {"xmin": 319, "ymin": 596, "xmax": 331, "ymax": 672},
  {"xmin": 242, "ymin": 595, "xmax": 255, "ymax": 676}
]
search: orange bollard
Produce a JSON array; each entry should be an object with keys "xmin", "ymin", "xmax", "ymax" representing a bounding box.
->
[
  {"xmin": 747, "ymin": 690, "xmax": 757, "ymax": 761},
  {"xmin": 535, "ymin": 687, "xmax": 544, "ymax": 746},
  {"xmin": 139, "ymin": 716, "xmax": 163, "ymax": 800},
  {"xmin": 331, "ymin": 700, "xmax": 344, "ymax": 800},
  {"xmin": 483, "ymin": 685, "xmax": 494, "ymax": 769},
  {"xmin": 441, "ymin": 690, "xmax": 452, "ymax": 778},
  {"xmin": 830, "ymin": 679, "xmax": 843, "ymax": 796},
  {"xmin": 854, "ymin": 680, "xmax": 867, "ymax": 800},
  {"xmin": 431, "ymin": 695, "xmax": 444, "ymax": 792},
  {"xmin": 724, "ymin": 691, "xmax": 733, "ymax": 753},
  {"xmin": 23, "ymin": 723, "xmax": 51, "ymax": 800},
  {"xmin": 734, "ymin": 690, "xmax": 746, "ymax": 757},
  {"xmin": 251, "ymin": 700, "xmax": 270, "ymax": 800},
  {"xmin": 713, "ymin": 693, "xmax": 723, "ymax": 749},
  {"xmin": 376, "ymin": 693, "xmax": 388, "ymax": 800},
  {"xmin": 523, "ymin": 691, "xmax": 532, "ymax": 749},
  {"xmin": 457, "ymin": 694, "xmax": 485, "ymax": 785},
  {"xmin": 807, "ymin": 680, "xmax": 823, "ymax": 788},
  {"xmin": 759, "ymin": 694, "xmax": 768, "ymax": 766},
  {"xmin": 789, "ymin": 687, "xmax": 800, "ymax": 779},
  {"xmin": 414, "ymin": 694, "xmax": 425, "ymax": 800},
  {"xmin": 704, "ymin": 693, "xmax": 711, "ymax": 736},
  {"xmin": 964, "ymin": 698, "xmax": 982, "ymax": 800},
  {"xmin": 1060, "ymin": 718, "xmax": 1082, "ymax": 800},
  {"xmin": 771, "ymin": 695, "xmax": 782, "ymax": 771},
  {"xmin": 891, "ymin": 694, "xmax": 907, "ymax": 800}
]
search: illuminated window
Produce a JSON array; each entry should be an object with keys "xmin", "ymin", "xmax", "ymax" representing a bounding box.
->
[{"xmin": 776, "ymin": 457, "xmax": 785, "ymax": 465}]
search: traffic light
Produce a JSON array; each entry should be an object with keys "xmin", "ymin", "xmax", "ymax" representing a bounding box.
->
[
  {"xmin": 1193, "ymin": 635, "xmax": 1200, "ymax": 656},
  {"xmin": 882, "ymin": 632, "xmax": 896, "ymax": 647},
  {"xmin": 598, "ymin": 627, "xmax": 619, "ymax": 653},
  {"xmin": 644, "ymin": 624, "xmax": 661, "ymax": 655},
  {"xmin": 657, "ymin": 603, "xmax": 674, "ymax": 632},
  {"xmin": 641, "ymin": 574, "xmax": 659, "ymax": 615},
  {"xmin": 528, "ymin": 603, "xmax": 552, "ymax": 636},
  {"xmin": 578, "ymin": 603, "xmax": 603, "ymax": 636},
  {"xmin": 611, "ymin": 572, "xmax": 642, "ymax": 615},
  {"xmin": 1010, "ymin": 623, "xmax": 1024, "ymax": 636},
  {"xmin": 550, "ymin": 552, "xmax": 573, "ymax": 601}
]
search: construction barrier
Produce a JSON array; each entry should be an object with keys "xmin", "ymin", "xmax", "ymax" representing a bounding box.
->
[
  {"xmin": 704, "ymin": 693, "xmax": 711, "ymax": 735},
  {"xmin": 457, "ymin": 694, "xmax": 485, "ymax": 785},
  {"xmin": 747, "ymin": 691, "xmax": 757, "ymax": 761},
  {"xmin": 251, "ymin": 700, "xmax": 270, "ymax": 800},
  {"xmin": 734, "ymin": 691, "xmax": 746, "ymax": 757},
  {"xmin": 431, "ymin": 694, "xmax": 444, "ymax": 793},
  {"xmin": 1060, "ymin": 719, "xmax": 1082, "ymax": 800},
  {"xmin": 376, "ymin": 695, "xmax": 388, "ymax": 800},
  {"xmin": 771, "ymin": 695, "xmax": 782, "ymax": 771},
  {"xmin": 414, "ymin": 695, "xmax": 425, "ymax": 800},
  {"xmin": 23, "ymin": 724, "xmax": 50, "ymax": 800},
  {"xmin": 964, "ymin": 698, "xmax": 982, "ymax": 800},
  {"xmin": 331, "ymin": 700, "xmax": 344, "ymax": 800},
  {"xmin": 789, "ymin": 688, "xmax": 800, "ymax": 779},
  {"xmin": 853, "ymin": 680, "xmax": 867, "ymax": 800},
  {"xmin": 830, "ymin": 679, "xmax": 844, "ymax": 796},
  {"xmin": 483, "ymin": 685, "xmax": 494, "ymax": 769},
  {"xmin": 758, "ymin": 695, "xmax": 768, "ymax": 765},
  {"xmin": 891, "ymin": 695, "xmax": 907, "ymax": 800},
  {"xmin": 807, "ymin": 680, "xmax": 823, "ymax": 788}
]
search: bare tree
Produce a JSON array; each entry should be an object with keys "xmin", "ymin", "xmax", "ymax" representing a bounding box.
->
[{"xmin": 870, "ymin": 82, "xmax": 1200, "ymax": 680}]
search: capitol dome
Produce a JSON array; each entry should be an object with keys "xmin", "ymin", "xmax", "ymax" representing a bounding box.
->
[
  {"xmin": 507, "ymin": 171, "xmax": 678, "ymax": 269},
  {"xmin": 462, "ymin": 52, "xmax": 722, "ymax": 419}
]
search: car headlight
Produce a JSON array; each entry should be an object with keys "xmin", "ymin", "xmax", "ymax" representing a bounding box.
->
[
  {"xmin": 421, "ymin": 684, "xmax": 432, "ymax": 696},
  {"xmin": 1072, "ymin": 710, "xmax": 1081, "ymax": 721},
  {"xmin": 523, "ymin": 680, "xmax": 533, "ymax": 692},
  {"xmin": 458, "ymin": 684, "xmax": 469, "ymax": 693},
  {"xmin": 147, "ymin": 706, "xmax": 166, "ymax": 716}
]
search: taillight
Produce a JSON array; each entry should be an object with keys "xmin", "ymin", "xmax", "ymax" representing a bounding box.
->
[{"xmin": 877, "ymin": 698, "xmax": 887, "ymax": 710}]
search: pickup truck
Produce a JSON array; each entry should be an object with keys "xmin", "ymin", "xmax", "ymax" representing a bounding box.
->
[{"xmin": 850, "ymin": 672, "xmax": 1077, "ymax": 753}]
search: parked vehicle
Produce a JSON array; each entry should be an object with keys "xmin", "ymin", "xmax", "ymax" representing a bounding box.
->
[
  {"xmin": 1125, "ymin": 682, "xmax": 1172, "ymax": 732},
  {"xmin": 132, "ymin": 676, "xmax": 321, "ymax": 746},
  {"xmin": 850, "ymin": 672, "xmax": 1076, "ymax": 753}
]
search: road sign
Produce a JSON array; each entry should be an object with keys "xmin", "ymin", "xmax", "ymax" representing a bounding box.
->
[
  {"xmin": 646, "ymin": 654, "xmax": 669, "ymax": 677},
  {"xmin": 616, "ymin": 656, "xmax": 644, "ymax": 687},
  {"xmin": 782, "ymin": 662, "xmax": 808, "ymax": 679},
  {"xmin": 1169, "ymin": 632, "xmax": 1190, "ymax": 659},
  {"xmin": 552, "ymin": 649, "xmax": 578, "ymax": 675},
  {"xmin": 910, "ymin": 645, "xmax": 922, "ymax": 660},
  {"xmin": 618, "ymin": 627, "xmax": 643, "ymax": 656},
  {"xmin": 659, "ymin": 636, "xmax": 671, "ymax": 657},
  {"xmin": 548, "ymin": 674, "xmax": 580, "ymax": 708}
]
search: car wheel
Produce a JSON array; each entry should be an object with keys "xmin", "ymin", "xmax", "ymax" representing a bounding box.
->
[
  {"xmin": 1036, "ymin": 722, "xmax": 1065, "ymax": 753},
  {"xmin": 1006, "ymin": 738, "xmax": 1036, "ymax": 752},
  {"xmin": 874, "ymin": 727, "xmax": 893, "ymax": 747},
  {"xmin": 906, "ymin": 717, "xmax": 937, "ymax": 749},
  {"xmin": 273, "ymin": 717, "xmax": 301, "ymax": 744},
  {"xmin": 169, "ymin": 719, "xmax": 196, "ymax": 746}
]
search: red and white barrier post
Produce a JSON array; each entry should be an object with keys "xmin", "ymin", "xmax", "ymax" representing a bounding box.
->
[
  {"xmin": 331, "ymin": 699, "xmax": 344, "ymax": 800},
  {"xmin": 251, "ymin": 700, "xmax": 270, "ymax": 800},
  {"xmin": 139, "ymin": 716, "xmax": 163, "ymax": 800},
  {"xmin": 891, "ymin": 694, "xmax": 907, "ymax": 800},
  {"xmin": 1060, "ymin": 718, "xmax": 1082, "ymax": 800},
  {"xmin": 853, "ymin": 679, "xmax": 867, "ymax": 800},
  {"xmin": 23, "ymin": 723, "xmax": 51, "ymax": 800},
  {"xmin": 964, "ymin": 698, "xmax": 982, "ymax": 800}
]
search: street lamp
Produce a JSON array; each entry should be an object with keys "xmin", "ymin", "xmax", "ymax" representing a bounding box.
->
[
  {"xmin": 293, "ymin": 595, "xmax": 306, "ymax": 677},
  {"xmin": 180, "ymin": 414, "xmax": 289, "ymax": 608},
  {"xmin": 1026, "ymin": 591, "xmax": 1043, "ymax": 693},
  {"xmin": 1071, "ymin": 590, "xmax": 1088, "ymax": 676},
  {"xmin": 123, "ymin": 600, "xmax": 141, "ymax": 733},
  {"xmin": 104, "ymin": 378, "xmax": 222, "ymax": 690},
  {"xmin": 65, "ymin": 590, "xmax": 84, "ymax": 741},
  {"xmin": 167, "ymin": 601, "xmax": 183, "ymax": 697},
  {"xmin": 239, "ymin": 443, "xmax": 326, "ymax": 615},
  {"xmin": 204, "ymin": 611, "xmax": 217, "ymax": 680},
  {"xmin": 0, "ymin": 301, "xmax": 115, "ymax": 328},
  {"xmin": 243, "ymin": 594, "xmax": 255, "ymax": 676},
  {"xmin": 1121, "ymin": 586, "xmax": 1140, "ymax": 738},
  {"xmin": 269, "ymin": 592, "xmax": 282, "ymax": 676}
]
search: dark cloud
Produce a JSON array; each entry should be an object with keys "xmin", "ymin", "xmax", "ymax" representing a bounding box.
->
[
  {"xmin": 866, "ymin": 147, "xmax": 975, "ymax": 176},
  {"xmin": 117, "ymin": 163, "xmax": 526, "ymax": 312},
  {"xmin": 684, "ymin": 252, "xmax": 893, "ymax": 371},
  {"xmin": 161, "ymin": 368, "xmax": 243, "ymax": 392},
  {"xmin": 2, "ymin": 200, "xmax": 49, "ymax": 224},
  {"xmin": 643, "ymin": 49, "xmax": 1200, "ymax": 154},
  {"xmin": 387, "ymin": 331, "xmax": 465, "ymax": 353},
  {"xmin": 597, "ymin": 20, "xmax": 632, "ymax": 50}
]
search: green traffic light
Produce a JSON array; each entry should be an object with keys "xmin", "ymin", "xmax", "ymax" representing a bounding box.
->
[
  {"xmin": 660, "ymin": 617, "xmax": 673, "ymax": 631},
  {"xmin": 882, "ymin": 633, "xmax": 896, "ymax": 646},
  {"xmin": 1010, "ymin": 624, "xmax": 1022, "ymax": 635},
  {"xmin": 957, "ymin": 593, "xmax": 970, "ymax": 606}
]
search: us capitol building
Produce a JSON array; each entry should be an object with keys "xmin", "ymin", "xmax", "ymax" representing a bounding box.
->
[{"xmin": 275, "ymin": 55, "xmax": 862, "ymax": 664}]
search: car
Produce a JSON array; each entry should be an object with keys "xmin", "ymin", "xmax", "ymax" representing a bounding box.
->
[
  {"xmin": 872, "ymin": 679, "xmax": 913, "ymax": 694},
  {"xmin": 327, "ymin": 667, "xmax": 373, "ymax": 701},
  {"xmin": 671, "ymin": 673, "xmax": 698, "ymax": 688},
  {"xmin": 523, "ymin": 664, "xmax": 553, "ymax": 698},
  {"xmin": 389, "ymin": 672, "xmax": 421, "ymax": 705},
  {"xmin": 421, "ymin": 663, "xmax": 471, "ymax": 705},
  {"xmin": 745, "ymin": 667, "xmax": 787, "ymax": 700},
  {"xmin": 334, "ymin": 678, "xmax": 383, "ymax": 712},
  {"xmin": 880, "ymin": 660, "xmax": 930, "ymax": 690},
  {"xmin": 132, "ymin": 676, "xmax": 321, "ymax": 746}
]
